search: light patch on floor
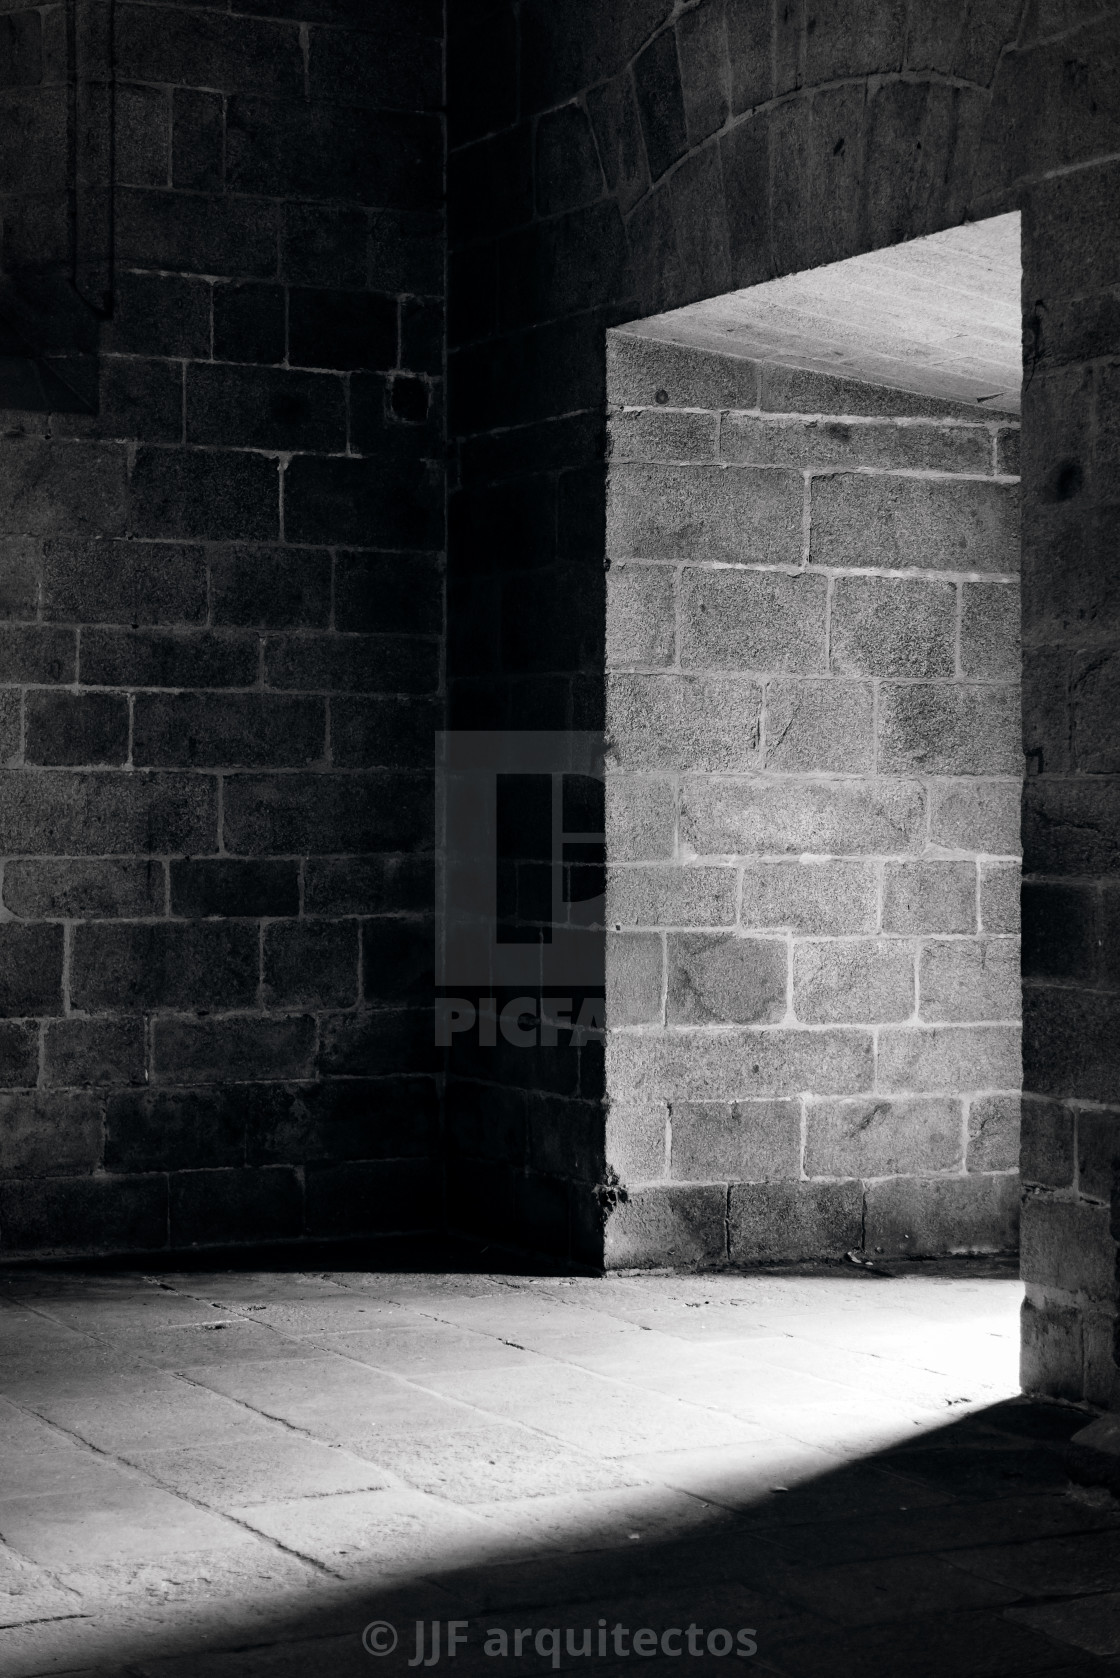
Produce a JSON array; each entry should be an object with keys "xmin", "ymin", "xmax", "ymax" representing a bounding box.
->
[{"xmin": 2, "ymin": 1262, "xmax": 1111, "ymax": 1678}]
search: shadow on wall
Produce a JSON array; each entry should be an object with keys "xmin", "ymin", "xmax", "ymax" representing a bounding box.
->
[{"xmin": 10, "ymin": 1396, "xmax": 1110, "ymax": 1677}]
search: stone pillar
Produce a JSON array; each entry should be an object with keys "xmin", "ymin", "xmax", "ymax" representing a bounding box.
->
[{"xmin": 1019, "ymin": 162, "xmax": 1120, "ymax": 1407}]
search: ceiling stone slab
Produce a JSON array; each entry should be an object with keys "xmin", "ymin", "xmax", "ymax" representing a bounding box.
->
[{"xmin": 622, "ymin": 213, "xmax": 1022, "ymax": 415}]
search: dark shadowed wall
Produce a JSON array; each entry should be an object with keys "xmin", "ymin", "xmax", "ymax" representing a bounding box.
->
[
  {"xmin": 0, "ymin": 0, "xmax": 444, "ymax": 1254},
  {"xmin": 1019, "ymin": 158, "xmax": 1120, "ymax": 1408}
]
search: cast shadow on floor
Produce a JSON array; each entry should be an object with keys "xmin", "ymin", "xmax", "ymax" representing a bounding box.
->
[{"xmin": 17, "ymin": 1394, "xmax": 1120, "ymax": 1677}]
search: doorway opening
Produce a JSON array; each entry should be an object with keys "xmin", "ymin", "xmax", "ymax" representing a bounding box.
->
[{"xmin": 603, "ymin": 214, "xmax": 1023, "ymax": 1270}]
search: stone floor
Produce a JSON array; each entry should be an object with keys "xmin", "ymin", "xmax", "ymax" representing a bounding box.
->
[{"xmin": 1, "ymin": 1256, "xmax": 1118, "ymax": 1677}]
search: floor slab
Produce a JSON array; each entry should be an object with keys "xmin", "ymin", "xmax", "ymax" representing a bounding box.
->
[{"xmin": 0, "ymin": 1261, "xmax": 1117, "ymax": 1677}]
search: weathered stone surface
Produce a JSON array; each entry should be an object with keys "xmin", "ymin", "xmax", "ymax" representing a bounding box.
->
[
  {"xmin": 606, "ymin": 1027, "xmax": 873, "ymax": 1101},
  {"xmin": 681, "ymin": 777, "xmax": 926, "ymax": 856},
  {"xmin": 1021, "ymin": 1196, "xmax": 1117, "ymax": 1304},
  {"xmin": 929, "ymin": 780, "xmax": 1021, "ymax": 856},
  {"xmin": 609, "ymin": 407, "xmax": 718, "ymax": 463},
  {"xmin": 608, "ymin": 672, "xmax": 762, "ymax": 771},
  {"xmin": 605, "ymin": 1097, "xmax": 667, "ymax": 1180},
  {"xmin": 806, "ymin": 1096, "xmax": 962, "ymax": 1177},
  {"xmin": 679, "ymin": 568, "xmax": 826, "ymax": 673},
  {"xmin": 1024, "ymin": 986, "xmax": 1120, "ymax": 1104},
  {"xmin": 607, "ymin": 932, "xmax": 663, "ymax": 1026},
  {"xmin": 606, "ymin": 563, "xmax": 676, "ymax": 666},
  {"xmin": 967, "ymin": 1094, "xmax": 1021, "ymax": 1174},
  {"xmin": 980, "ymin": 861, "xmax": 1021, "ymax": 933},
  {"xmin": 918, "ymin": 938, "xmax": 1021, "ymax": 1023},
  {"xmin": 1019, "ymin": 1096, "xmax": 1074, "ymax": 1189},
  {"xmin": 608, "ymin": 463, "xmax": 801, "ymax": 563},
  {"xmin": 1071, "ymin": 647, "xmax": 1120, "ymax": 774},
  {"xmin": 666, "ymin": 933, "xmax": 787, "ymax": 1025},
  {"xmin": 865, "ymin": 1174, "xmax": 1020, "ymax": 1258},
  {"xmin": 740, "ymin": 859, "xmax": 878, "ymax": 934},
  {"xmin": 607, "ymin": 330, "xmax": 759, "ymax": 410},
  {"xmin": 722, "ymin": 415, "xmax": 992, "ymax": 474},
  {"xmin": 0, "ymin": 442, "xmax": 128, "ymax": 537},
  {"xmin": 671, "ymin": 1099, "xmax": 801, "ymax": 1182},
  {"xmin": 830, "ymin": 577, "xmax": 956, "ymax": 679},
  {"xmin": 607, "ymin": 864, "xmax": 737, "ymax": 928},
  {"xmin": 811, "ymin": 474, "xmax": 1019, "ymax": 573},
  {"xmin": 604, "ymin": 1181, "xmax": 727, "ymax": 1267},
  {"xmin": 794, "ymin": 939, "xmax": 915, "ymax": 1024},
  {"xmin": 882, "ymin": 862, "xmax": 976, "ymax": 934},
  {"xmin": 729, "ymin": 1180, "xmax": 864, "ymax": 1262},
  {"xmin": 1020, "ymin": 1293, "xmax": 1084, "ymax": 1402},
  {"xmin": 764, "ymin": 679, "xmax": 874, "ymax": 773},
  {"xmin": 961, "ymin": 581, "xmax": 1021, "ymax": 679},
  {"xmin": 878, "ymin": 683, "xmax": 1022, "ymax": 776},
  {"xmin": 605, "ymin": 774, "xmax": 676, "ymax": 861},
  {"xmin": 0, "ymin": 1092, "xmax": 103, "ymax": 1176},
  {"xmin": 1077, "ymin": 1110, "xmax": 1120, "ymax": 1205},
  {"xmin": 876, "ymin": 1025, "xmax": 1022, "ymax": 1094}
]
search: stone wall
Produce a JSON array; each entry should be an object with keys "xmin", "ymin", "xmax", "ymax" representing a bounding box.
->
[
  {"xmin": 0, "ymin": 0, "xmax": 444, "ymax": 1255},
  {"xmin": 1019, "ymin": 163, "xmax": 1120, "ymax": 1408},
  {"xmin": 603, "ymin": 330, "xmax": 1023, "ymax": 1265}
]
